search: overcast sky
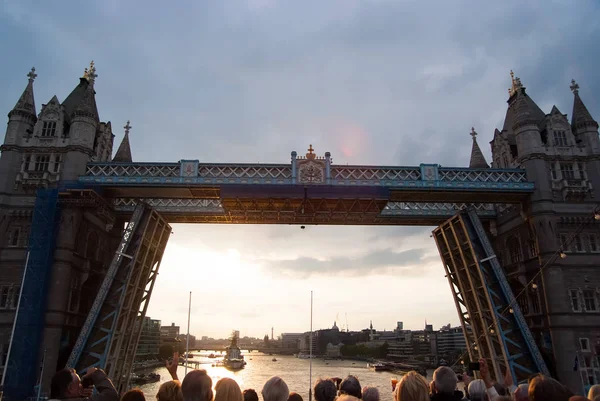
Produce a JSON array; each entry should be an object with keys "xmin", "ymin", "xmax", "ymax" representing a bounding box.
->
[{"xmin": 1, "ymin": 0, "xmax": 599, "ymax": 339}]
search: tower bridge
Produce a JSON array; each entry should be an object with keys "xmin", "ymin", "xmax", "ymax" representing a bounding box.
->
[
  {"xmin": 79, "ymin": 158, "xmax": 532, "ymax": 225},
  {"xmin": 1, "ymin": 64, "xmax": 599, "ymax": 399}
]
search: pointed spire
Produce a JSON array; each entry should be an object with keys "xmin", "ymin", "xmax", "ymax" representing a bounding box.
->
[
  {"xmin": 9, "ymin": 67, "xmax": 38, "ymax": 120},
  {"xmin": 72, "ymin": 61, "xmax": 99, "ymax": 121},
  {"xmin": 469, "ymin": 127, "xmax": 489, "ymax": 168},
  {"xmin": 112, "ymin": 120, "xmax": 133, "ymax": 162},
  {"xmin": 570, "ymin": 79, "xmax": 598, "ymax": 132}
]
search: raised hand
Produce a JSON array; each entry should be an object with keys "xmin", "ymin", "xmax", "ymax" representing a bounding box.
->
[
  {"xmin": 166, "ymin": 352, "xmax": 180, "ymax": 380},
  {"xmin": 479, "ymin": 359, "xmax": 493, "ymax": 388}
]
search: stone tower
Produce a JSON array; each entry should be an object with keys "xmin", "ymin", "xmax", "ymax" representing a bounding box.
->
[
  {"xmin": 0, "ymin": 64, "xmax": 123, "ymax": 388},
  {"xmin": 485, "ymin": 73, "xmax": 600, "ymax": 393}
]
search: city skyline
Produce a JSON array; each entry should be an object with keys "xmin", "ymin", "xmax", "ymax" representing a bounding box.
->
[
  {"xmin": 2, "ymin": 1, "xmax": 600, "ymax": 340},
  {"xmin": 155, "ymin": 316, "xmax": 445, "ymax": 340}
]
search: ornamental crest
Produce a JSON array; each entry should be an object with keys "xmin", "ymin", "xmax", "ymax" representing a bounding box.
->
[
  {"xmin": 297, "ymin": 144, "xmax": 325, "ymax": 184},
  {"xmin": 180, "ymin": 160, "xmax": 198, "ymax": 177}
]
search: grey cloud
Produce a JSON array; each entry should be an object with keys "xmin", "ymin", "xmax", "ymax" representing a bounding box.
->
[
  {"xmin": 260, "ymin": 247, "xmax": 429, "ymax": 278},
  {"xmin": 3, "ymin": 0, "xmax": 600, "ymax": 169}
]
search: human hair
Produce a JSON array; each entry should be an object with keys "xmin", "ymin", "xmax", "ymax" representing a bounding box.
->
[
  {"xmin": 432, "ymin": 366, "xmax": 457, "ymax": 395},
  {"xmin": 396, "ymin": 371, "xmax": 429, "ymax": 401},
  {"xmin": 262, "ymin": 377, "xmax": 289, "ymax": 401},
  {"xmin": 243, "ymin": 389, "xmax": 259, "ymax": 401},
  {"xmin": 288, "ymin": 392, "xmax": 303, "ymax": 401},
  {"xmin": 122, "ymin": 389, "xmax": 146, "ymax": 401},
  {"xmin": 589, "ymin": 385, "xmax": 600, "ymax": 401},
  {"xmin": 181, "ymin": 369, "xmax": 214, "ymax": 401},
  {"xmin": 467, "ymin": 379, "xmax": 487, "ymax": 401},
  {"xmin": 337, "ymin": 396, "xmax": 360, "ymax": 401},
  {"xmin": 158, "ymin": 380, "xmax": 183, "ymax": 401},
  {"xmin": 313, "ymin": 379, "xmax": 337, "ymax": 401},
  {"xmin": 340, "ymin": 376, "xmax": 362, "ymax": 399},
  {"xmin": 50, "ymin": 368, "xmax": 76, "ymax": 399},
  {"xmin": 528, "ymin": 375, "xmax": 573, "ymax": 401},
  {"xmin": 215, "ymin": 378, "xmax": 243, "ymax": 401},
  {"xmin": 362, "ymin": 386, "xmax": 379, "ymax": 401},
  {"xmin": 514, "ymin": 384, "xmax": 529, "ymax": 401}
]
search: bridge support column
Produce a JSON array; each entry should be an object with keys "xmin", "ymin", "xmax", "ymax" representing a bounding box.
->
[
  {"xmin": 291, "ymin": 151, "xmax": 297, "ymax": 184},
  {"xmin": 325, "ymin": 152, "xmax": 331, "ymax": 184}
]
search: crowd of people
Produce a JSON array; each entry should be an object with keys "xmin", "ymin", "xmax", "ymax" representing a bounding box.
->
[{"xmin": 48, "ymin": 354, "xmax": 600, "ymax": 401}]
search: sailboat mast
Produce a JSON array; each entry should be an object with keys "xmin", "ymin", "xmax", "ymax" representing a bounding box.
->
[
  {"xmin": 185, "ymin": 291, "xmax": 192, "ymax": 376},
  {"xmin": 309, "ymin": 291, "xmax": 313, "ymax": 401}
]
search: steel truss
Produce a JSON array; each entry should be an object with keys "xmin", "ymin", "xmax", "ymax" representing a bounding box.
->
[
  {"xmin": 433, "ymin": 209, "xmax": 549, "ymax": 383},
  {"xmin": 110, "ymin": 198, "xmax": 498, "ymax": 225},
  {"xmin": 84, "ymin": 162, "xmax": 530, "ymax": 188},
  {"xmin": 66, "ymin": 203, "xmax": 171, "ymax": 393}
]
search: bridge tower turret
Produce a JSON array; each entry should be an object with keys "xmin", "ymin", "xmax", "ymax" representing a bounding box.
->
[
  {"xmin": 0, "ymin": 68, "xmax": 38, "ymax": 194},
  {"xmin": 61, "ymin": 61, "xmax": 100, "ymax": 180},
  {"xmin": 487, "ymin": 72, "xmax": 600, "ymax": 394}
]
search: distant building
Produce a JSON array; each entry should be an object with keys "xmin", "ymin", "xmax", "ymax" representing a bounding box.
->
[
  {"xmin": 299, "ymin": 332, "xmax": 317, "ymax": 355},
  {"xmin": 437, "ymin": 326, "xmax": 467, "ymax": 358},
  {"xmin": 178, "ymin": 334, "xmax": 197, "ymax": 349},
  {"xmin": 326, "ymin": 343, "xmax": 343, "ymax": 357},
  {"xmin": 281, "ymin": 333, "xmax": 303, "ymax": 351},
  {"xmin": 160, "ymin": 323, "xmax": 180, "ymax": 339},
  {"xmin": 387, "ymin": 330, "xmax": 413, "ymax": 360},
  {"xmin": 136, "ymin": 317, "xmax": 161, "ymax": 361}
]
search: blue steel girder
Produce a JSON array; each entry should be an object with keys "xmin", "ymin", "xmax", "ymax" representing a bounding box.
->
[
  {"xmin": 109, "ymin": 197, "xmax": 498, "ymax": 225},
  {"xmin": 464, "ymin": 209, "xmax": 549, "ymax": 377},
  {"xmin": 433, "ymin": 210, "xmax": 549, "ymax": 385},
  {"xmin": 3, "ymin": 183, "xmax": 86, "ymax": 401},
  {"xmin": 80, "ymin": 160, "xmax": 533, "ymax": 225},
  {"xmin": 66, "ymin": 204, "xmax": 147, "ymax": 371},
  {"xmin": 81, "ymin": 161, "xmax": 533, "ymax": 206},
  {"xmin": 66, "ymin": 201, "xmax": 171, "ymax": 394}
]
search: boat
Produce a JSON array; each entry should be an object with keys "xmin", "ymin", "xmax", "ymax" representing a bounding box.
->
[
  {"xmin": 368, "ymin": 363, "xmax": 391, "ymax": 372},
  {"xmin": 130, "ymin": 372, "xmax": 160, "ymax": 384},
  {"xmin": 297, "ymin": 352, "xmax": 314, "ymax": 359},
  {"xmin": 208, "ymin": 353, "xmax": 216, "ymax": 359},
  {"xmin": 223, "ymin": 331, "xmax": 245, "ymax": 370},
  {"xmin": 272, "ymin": 358, "xmax": 277, "ymax": 362}
]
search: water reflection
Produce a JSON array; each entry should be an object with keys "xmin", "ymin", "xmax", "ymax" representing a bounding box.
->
[{"xmin": 138, "ymin": 353, "xmax": 432, "ymax": 401}]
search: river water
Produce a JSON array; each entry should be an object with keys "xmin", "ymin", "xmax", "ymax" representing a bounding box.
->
[{"xmin": 137, "ymin": 352, "xmax": 433, "ymax": 401}]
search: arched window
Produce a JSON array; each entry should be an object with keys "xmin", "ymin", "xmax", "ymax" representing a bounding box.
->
[
  {"xmin": 68, "ymin": 276, "xmax": 80, "ymax": 313},
  {"xmin": 85, "ymin": 231, "xmax": 99, "ymax": 260},
  {"xmin": 506, "ymin": 236, "xmax": 522, "ymax": 264},
  {"xmin": 7, "ymin": 227, "xmax": 20, "ymax": 247},
  {"xmin": 41, "ymin": 121, "xmax": 57, "ymax": 137}
]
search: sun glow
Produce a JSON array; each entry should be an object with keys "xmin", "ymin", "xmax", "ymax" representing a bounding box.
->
[{"xmin": 157, "ymin": 242, "xmax": 260, "ymax": 287}]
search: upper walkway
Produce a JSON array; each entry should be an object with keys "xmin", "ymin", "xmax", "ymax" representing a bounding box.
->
[{"xmin": 78, "ymin": 149, "xmax": 534, "ymax": 225}]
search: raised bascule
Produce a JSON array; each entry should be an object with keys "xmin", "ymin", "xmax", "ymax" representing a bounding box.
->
[{"xmin": 1, "ymin": 64, "xmax": 599, "ymax": 399}]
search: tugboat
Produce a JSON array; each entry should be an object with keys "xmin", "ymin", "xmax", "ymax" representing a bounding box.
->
[{"xmin": 223, "ymin": 331, "xmax": 245, "ymax": 370}]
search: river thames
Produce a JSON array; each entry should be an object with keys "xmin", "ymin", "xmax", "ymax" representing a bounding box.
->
[{"xmin": 137, "ymin": 352, "xmax": 433, "ymax": 401}]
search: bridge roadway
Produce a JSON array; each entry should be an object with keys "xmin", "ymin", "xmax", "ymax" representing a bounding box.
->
[{"xmin": 78, "ymin": 155, "xmax": 534, "ymax": 225}]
